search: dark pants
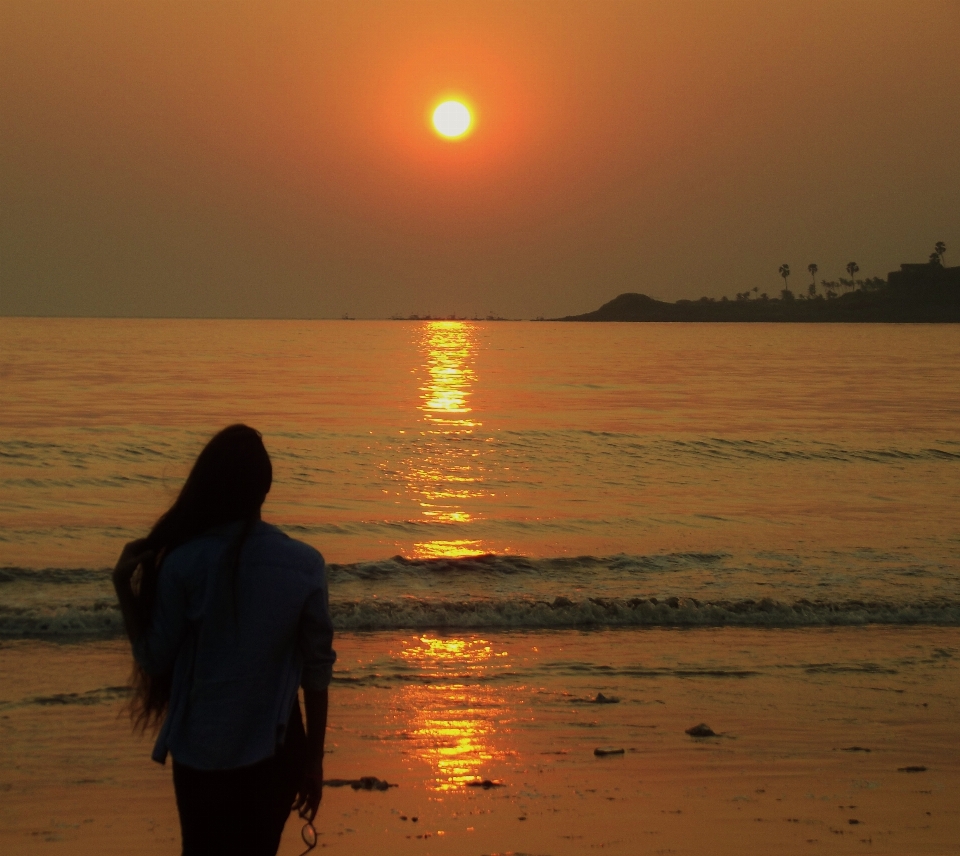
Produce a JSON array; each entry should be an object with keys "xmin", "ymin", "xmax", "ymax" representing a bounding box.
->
[{"xmin": 172, "ymin": 701, "xmax": 306, "ymax": 856}]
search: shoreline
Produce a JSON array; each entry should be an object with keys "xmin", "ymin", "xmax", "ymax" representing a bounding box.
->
[{"xmin": 3, "ymin": 626, "xmax": 958, "ymax": 854}]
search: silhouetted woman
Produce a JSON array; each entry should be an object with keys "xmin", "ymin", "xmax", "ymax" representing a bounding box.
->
[{"xmin": 113, "ymin": 424, "xmax": 335, "ymax": 856}]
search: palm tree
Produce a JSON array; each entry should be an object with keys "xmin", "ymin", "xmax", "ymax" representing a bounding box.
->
[
  {"xmin": 935, "ymin": 241, "xmax": 946, "ymax": 265},
  {"xmin": 929, "ymin": 252, "xmax": 942, "ymax": 266},
  {"xmin": 846, "ymin": 262, "xmax": 859, "ymax": 290},
  {"xmin": 807, "ymin": 263, "xmax": 818, "ymax": 288},
  {"xmin": 779, "ymin": 264, "xmax": 791, "ymax": 292}
]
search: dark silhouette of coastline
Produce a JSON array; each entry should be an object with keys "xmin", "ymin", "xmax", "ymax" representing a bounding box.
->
[{"xmin": 559, "ymin": 261, "xmax": 960, "ymax": 323}]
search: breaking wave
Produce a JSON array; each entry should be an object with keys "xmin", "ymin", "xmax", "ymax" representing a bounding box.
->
[
  {"xmin": 328, "ymin": 595, "xmax": 960, "ymax": 631},
  {"xmin": 326, "ymin": 551, "xmax": 729, "ymax": 581},
  {"xmin": 1, "ymin": 592, "xmax": 957, "ymax": 640},
  {"xmin": 0, "ymin": 553, "xmax": 726, "ymax": 586}
]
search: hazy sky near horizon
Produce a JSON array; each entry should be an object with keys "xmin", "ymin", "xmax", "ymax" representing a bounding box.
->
[{"xmin": 2, "ymin": 0, "xmax": 958, "ymax": 319}]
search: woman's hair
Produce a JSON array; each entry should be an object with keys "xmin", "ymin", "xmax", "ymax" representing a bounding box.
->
[{"xmin": 128, "ymin": 424, "xmax": 272, "ymax": 731}]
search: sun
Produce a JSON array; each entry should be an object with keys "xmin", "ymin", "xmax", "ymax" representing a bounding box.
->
[{"xmin": 432, "ymin": 100, "xmax": 472, "ymax": 139}]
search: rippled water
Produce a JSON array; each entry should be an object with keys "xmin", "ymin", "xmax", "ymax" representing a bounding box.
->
[{"xmin": 2, "ymin": 318, "xmax": 959, "ymax": 636}]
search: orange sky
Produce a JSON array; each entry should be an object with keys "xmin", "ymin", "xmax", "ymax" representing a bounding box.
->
[{"xmin": 1, "ymin": 0, "xmax": 958, "ymax": 318}]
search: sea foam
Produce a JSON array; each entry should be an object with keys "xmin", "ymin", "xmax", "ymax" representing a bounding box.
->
[{"xmin": 1, "ymin": 590, "xmax": 957, "ymax": 640}]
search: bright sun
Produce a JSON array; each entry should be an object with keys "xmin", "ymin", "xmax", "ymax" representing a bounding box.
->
[{"xmin": 432, "ymin": 100, "xmax": 472, "ymax": 139}]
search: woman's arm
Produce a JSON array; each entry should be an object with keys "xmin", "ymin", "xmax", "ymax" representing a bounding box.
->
[
  {"xmin": 112, "ymin": 539, "xmax": 154, "ymax": 643},
  {"xmin": 295, "ymin": 552, "xmax": 336, "ymax": 820},
  {"xmin": 294, "ymin": 687, "xmax": 329, "ymax": 820}
]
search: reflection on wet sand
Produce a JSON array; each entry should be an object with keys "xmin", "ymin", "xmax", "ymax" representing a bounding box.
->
[
  {"xmin": 409, "ymin": 322, "xmax": 488, "ymax": 559},
  {"xmin": 398, "ymin": 636, "xmax": 512, "ymax": 791}
]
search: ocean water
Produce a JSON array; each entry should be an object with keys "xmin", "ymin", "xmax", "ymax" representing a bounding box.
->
[
  {"xmin": 4, "ymin": 318, "xmax": 960, "ymax": 849},
  {"xmin": 2, "ymin": 318, "xmax": 959, "ymax": 638}
]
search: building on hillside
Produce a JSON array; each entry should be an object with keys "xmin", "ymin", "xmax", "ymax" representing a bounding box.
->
[{"xmin": 887, "ymin": 262, "xmax": 960, "ymax": 289}]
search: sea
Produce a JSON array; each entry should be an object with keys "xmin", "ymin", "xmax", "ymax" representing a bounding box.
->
[
  {"xmin": 3, "ymin": 317, "xmax": 960, "ymax": 847},
  {"xmin": 2, "ymin": 318, "xmax": 959, "ymax": 638}
]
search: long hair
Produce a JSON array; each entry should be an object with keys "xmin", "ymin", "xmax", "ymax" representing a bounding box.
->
[{"xmin": 128, "ymin": 424, "xmax": 272, "ymax": 732}]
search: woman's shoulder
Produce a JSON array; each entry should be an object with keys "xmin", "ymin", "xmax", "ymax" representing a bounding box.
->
[
  {"xmin": 163, "ymin": 530, "xmax": 227, "ymax": 569},
  {"xmin": 254, "ymin": 522, "xmax": 325, "ymax": 569},
  {"xmin": 160, "ymin": 529, "xmax": 231, "ymax": 582}
]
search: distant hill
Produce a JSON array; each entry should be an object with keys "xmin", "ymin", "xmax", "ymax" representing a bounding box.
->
[{"xmin": 559, "ymin": 263, "xmax": 960, "ymax": 323}]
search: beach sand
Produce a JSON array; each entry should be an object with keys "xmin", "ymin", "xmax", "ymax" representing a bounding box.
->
[{"xmin": 2, "ymin": 628, "xmax": 958, "ymax": 855}]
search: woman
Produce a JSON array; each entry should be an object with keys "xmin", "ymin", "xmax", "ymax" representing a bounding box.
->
[{"xmin": 113, "ymin": 424, "xmax": 335, "ymax": 856}]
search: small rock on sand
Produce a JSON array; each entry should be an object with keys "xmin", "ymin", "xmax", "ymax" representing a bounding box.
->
[
  {"xmin": 685, "ymin": 723, "xmax": 718, "ymax": 737},
  {"xmin": 592, "ymin": 693, "xmax": 621, "ymax": 704},
  {"xmin": 897, "ymin": 765, "xmax": 927, "ymax": 773},
  {"xmin": 594, "ymin": 748, "xmax": 625, "ymax": 756}
]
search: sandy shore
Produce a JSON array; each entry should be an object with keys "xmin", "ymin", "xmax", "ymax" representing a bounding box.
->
[{"xmin": 2, "ymin": 627, "xmax": 958, "ymax": 854}]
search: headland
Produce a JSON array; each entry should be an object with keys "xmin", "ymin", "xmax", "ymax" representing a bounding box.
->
[{"xmin": 560, "ymin": 261, "xmax": 960, "ymax": 322}]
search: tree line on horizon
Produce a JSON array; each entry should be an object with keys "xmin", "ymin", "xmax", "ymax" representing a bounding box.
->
[{"xmin": 731, "ymin": 242, "xmax": 947, "ymax": 303}]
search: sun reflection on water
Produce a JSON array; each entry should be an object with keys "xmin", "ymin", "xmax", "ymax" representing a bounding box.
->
[
  {"xmin": 408, "ymin": 322, "xmax": 488, "ymax": 558},
  {"xmin": 414, "ymin": 538, "xmax": 483, "ymax": 559},
  {"xmin": 398, "ymin": 636, "xmax": 511, "ymax": 790},
  {"xmin": 419, "ymin": 321, "xmax": 477, "ymax": 424}
]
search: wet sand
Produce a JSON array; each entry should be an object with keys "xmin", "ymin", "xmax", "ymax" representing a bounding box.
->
[{"xmin": 2, "ymin": 628, "xmax": 958, "ymax": 855}]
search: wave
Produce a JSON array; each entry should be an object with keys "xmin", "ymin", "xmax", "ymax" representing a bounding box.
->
[
  {"xmin": 4, "ymin": 435, "xmax": 958, "ymax": 480},
  {"xmin": 328, "ymin": 551, "xmax": 729, "ymax": 581},
  {"xmin": 0, "ymin": 552, "xmax": 729, "ymax": 587},
  {"xmin": 0, "ymin": 546, "xmax": 940, "ymax": 592},
  {"xmin": 0, "ymin": 566, "xmax": 110, "ymax": 584},
  {"xmin": 329, "ymin": 595, "xmax": 960, "ymax": 631},
  {"xmin": 494, "ymin": 433, "xmax": 960, "ymax": 466},
  {"xmin": 654, "ymin": 437, "xmax": 960, "ymax": 465},
  {"xmin": 2, "ymin": 594, "xmax": 958, "ymax": 640},
  {"xmin": 0, "ymin": 599, "xmax": 122, "ymax": 638}
]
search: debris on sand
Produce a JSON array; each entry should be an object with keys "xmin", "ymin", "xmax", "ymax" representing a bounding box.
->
[
  {"xmin": 591, "ymin": 693, "xmax": 621, "ymax": 704},
  {"xmin": 839, "ymin": 746, "xmax": 871, "ymax": 752},
  {"xmin": 685, "ymin": 723, "xmax": 718, "ymax": 737},
  {"xmin": 467, "ymin": 779, "xmax": 504, "ymax": 789},
  {"xmin": 897, "ymin": 766, "xmax": 927, "ymax": 773},
  {"xmin": 323, "ymin": 776, "xmax": 397, "ymax": 791},
  {"xmin": 594, "ymin": 748, "xmax": 625, "ymax": 756}
]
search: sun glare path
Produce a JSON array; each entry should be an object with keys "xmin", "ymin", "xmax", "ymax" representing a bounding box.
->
[
  {"xmin": 399, "ymin": 637, "xmax": 512, "ymax": 790},
  {"xmin": 406, "ymin": 322, "xmax": 488, "ymax": 559},
  {"xmin": 432, "ymin": 100, "xmax": 472, "ymax": 139}
]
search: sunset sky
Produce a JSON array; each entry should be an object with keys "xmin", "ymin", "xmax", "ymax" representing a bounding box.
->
[{"xmin": 2, "ymin": 0, "xmax": 958, "ymax": 320}]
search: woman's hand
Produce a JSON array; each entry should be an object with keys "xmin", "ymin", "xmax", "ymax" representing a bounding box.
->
[
  {"xmin": 293, "ymin": 757, "xmax": 324, "ymax": 821},
  {"xmin": 112, "ymin": 539, "xmax": 153, "ymax": 643},
  {"xmin": 112, "ymin": 538, "xmax": 153, "ymax": 589},
  {"xmin": 295, "ymin": 688, "xmax": 329, "ymax": 821}
]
